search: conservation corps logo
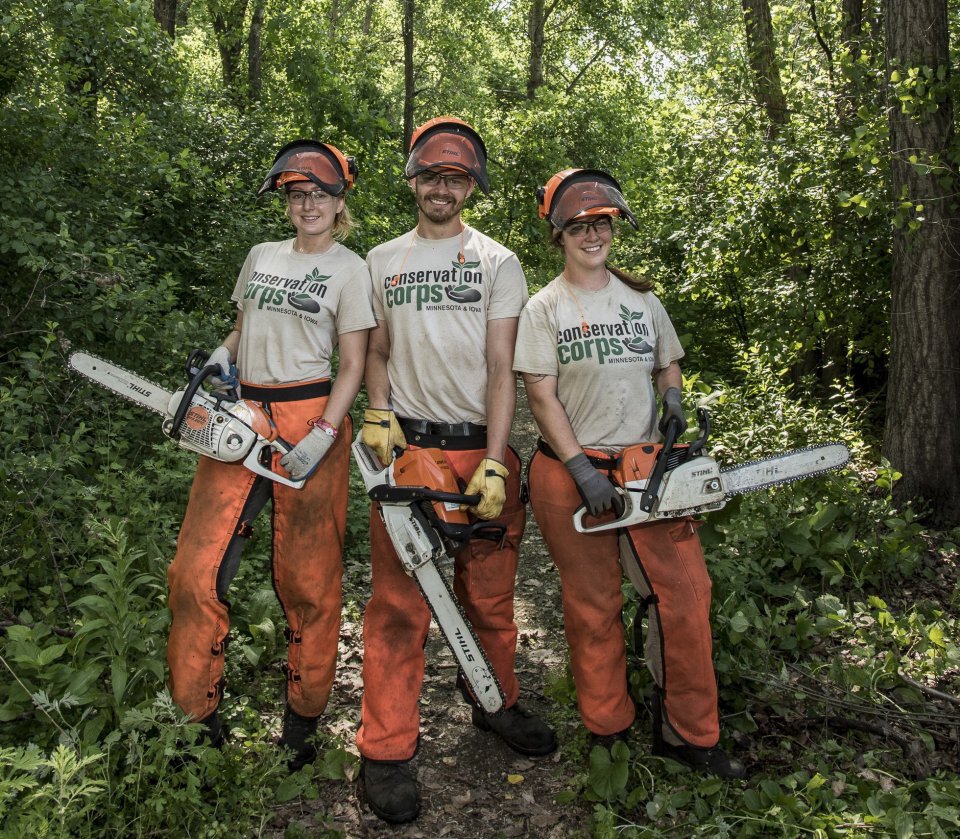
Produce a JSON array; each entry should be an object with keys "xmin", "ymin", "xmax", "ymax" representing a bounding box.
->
[
  {"xmin": 242, "ymin": 267, "xmax": 330, "ymax": 323},
  {"xmin": 557, "ymin": 304, "xmax": 653, "ymax": 366},
  {"xmin": 385, "ymin": 260, "xmax": 484, "ymax": 312}
]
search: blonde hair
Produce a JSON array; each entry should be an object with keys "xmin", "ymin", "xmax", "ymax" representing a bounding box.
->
[
  {"xmin": 331, "ymin": 202, "xmax": 357, "ymax": 241},
  {"xmin": 551, "ymin": 220, "xmax": 654, "ymax": 293}
]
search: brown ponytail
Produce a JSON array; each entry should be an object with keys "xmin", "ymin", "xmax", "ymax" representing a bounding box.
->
[{"xmin": 606, "ymin": 263, "xmax": 654, "ymax": 292}]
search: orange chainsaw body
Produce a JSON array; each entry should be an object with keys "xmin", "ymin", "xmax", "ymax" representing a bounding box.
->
[{"xmin": 392, "ymin": 448, "xmax": 471, "ymax": 527}]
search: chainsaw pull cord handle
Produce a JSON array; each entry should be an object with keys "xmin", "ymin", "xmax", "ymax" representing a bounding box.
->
[
  {"xmin": 638, "ymin": 415, "xmax": 681, "ymax": 513},
  {"xmin": 170, "ymin": 363, "xmax": 223, "ymax": 439}
]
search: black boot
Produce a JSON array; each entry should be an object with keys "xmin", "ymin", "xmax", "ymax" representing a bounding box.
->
[
  {"xmin": 198, "ymin": 710, "xmax": 227, "ymax": 748},
  {"xmin": 588, "ymin": 728, "xmax": 630, "ymax": 751},
  {"xmin": 278, "ymin": 705, "xmax": 319, "ymax": 772},
  {"xmin": 653, "ymin": 739, "xmax": 747, "ymax": 779},
  {"xmin": 472, "ymin": 703, "xmax": 558, "ymax": 756},
  {"xmin": 362, "ymin": 759, "xmax": 420, "ymax": 824},
  {"xmin": 650, "ymin": 691, "xmax": 746, "ymax": 780}
]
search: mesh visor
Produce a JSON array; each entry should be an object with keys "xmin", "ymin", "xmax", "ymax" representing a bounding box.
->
[
  {"xmin": 257, "ymin": 146, "xmax": 347, "ymax": 196},
  {"xmin": 405, "ymin": 129, "xmax": 489, "ymax": 193},
  {"xmin": 550, "ymin": 174, "xmax": 638, "ymax": 230}
]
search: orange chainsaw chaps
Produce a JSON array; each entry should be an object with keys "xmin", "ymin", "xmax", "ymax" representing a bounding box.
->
[
  {"xmin": 357, "ymin": 445, "xmax": 525, "ymax": 762},
  {"xmin": 167, "ymin": 395, "xmax": 349, "ymax": 722},
  {"xmin": 392, "ymin": 447, "xmax": 471, "ymax": 528},
  {"xmin": 528, "ymin": 448, "xmax": 720, "ymax": 747}
]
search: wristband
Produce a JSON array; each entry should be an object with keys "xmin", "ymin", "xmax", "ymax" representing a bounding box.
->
[{"xmin": 309, "ymin": 417, "xmax": 338, "ymax": 439}]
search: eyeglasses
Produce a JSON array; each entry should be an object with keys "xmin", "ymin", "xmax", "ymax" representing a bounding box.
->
[
  {"xmin": 417, "ymin": 171, "xmax": 472, "ymax": 190},
  {"xmin": 564, "ymin": 217, "xmax": 613, "ymax": 237},
  {"xmin": 286, "ymin": 189, "xmax": 333, "ymax": 205}
]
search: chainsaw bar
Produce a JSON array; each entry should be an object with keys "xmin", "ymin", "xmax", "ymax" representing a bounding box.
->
[
  {"xmin": 720, "ymin": 442, "xmax": 850, "ymax": 497},
  {"xmin": 69, "ymin": 351, "xmax": 173, "ymax": 415},
  {"xmin": 413, "ymin": 559, "xmax": 506, "ymax": 715}
]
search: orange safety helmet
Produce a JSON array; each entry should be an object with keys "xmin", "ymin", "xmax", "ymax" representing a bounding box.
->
[
  {"xmin": 257, "ymin": 140, "xmax": 358, "ymax": 197},
  {"xmin": 405, "ymin": 117, "xmax": 489, "ymax": 194},
  {"xmin": 536, "ymin": 168, "xmax": 638, "ymax": 230}
]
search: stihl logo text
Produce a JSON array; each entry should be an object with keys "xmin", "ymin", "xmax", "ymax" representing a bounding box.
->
[
  {"xmin": 126, "ymin": 383, "xmax": 152, "ymax": 398},
  {"xmin": 454, "ymin": 627, "xmax": 476, "ymax": 662}
]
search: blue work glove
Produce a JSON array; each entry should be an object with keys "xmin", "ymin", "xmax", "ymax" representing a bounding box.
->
[
  {"xmin": 565, "ymin": 453, "xmax": 625, "ymax": 517},
  {"xmin": 207, "ymin": 345, "xmax": 238, "ymax": 393},
  {"xmin": 280, "ymin": 424, "xmax": 337, "ymax": 481},
  {"xmin": 658, "ymin": 387, "xmax": 687, "ymax": 435}
]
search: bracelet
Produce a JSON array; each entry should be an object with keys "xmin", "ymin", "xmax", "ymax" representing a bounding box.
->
[{"xmin": 309, "ymin": 417, "xmax": 338, "ymax": 438}]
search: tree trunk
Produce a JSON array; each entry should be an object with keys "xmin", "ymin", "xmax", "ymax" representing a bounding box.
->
[
  {"xmin": 402, "ymin": 0, "xmax": 415, "ymax": 152},
  {"xmin": 362, "ymin": 0, "xmax": 375, "ymax": 36},
  {"xmin": 841, "ymin": 0, "xmax": 863, "ymax": 60},
  {"xmin": 527, "ymin": 0, "xmax": 545, "ymax": 99},
  {"xmin": 248, "ymin": 0, "xmax": 265, "ymax": 103},
  {"xmin": 208, "ymin": 0, "xmax": 250, "ymax": 103},
  {"xmin": 153, "ymin": 0, "xmax": 177, "ymax": 38},
  {"xmin": 740, "ymin": 0, "xmax": 789, "ymax": 137},
  {"xmin": 882, "ymin": 0, "xmax": 960, "ymax": 526}
]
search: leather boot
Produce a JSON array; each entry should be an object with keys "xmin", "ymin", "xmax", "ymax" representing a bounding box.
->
[
  {"xmin": 279, "ymin": 705, "xmax": 319, "ymax": 772},
  {"xmin": 651, "ymin": 691, "xmax": 746, "ymax": 779},
  {"xmin": 198, "ymin": 710, "xmax": 227, "ymax": 748},
  {"xmin": 472, "ymin": 703, "xmax": 558, "ymax": 756},
  {"xmin": 588, "ymin": 728, "xmax": 630, "ymax": 751},
  {"xmin": 362, "ymin": 759, "xmax": 420, "ymax": 824}
]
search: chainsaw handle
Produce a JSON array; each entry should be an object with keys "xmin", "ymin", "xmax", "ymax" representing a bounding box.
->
[
  {"xmin": 169, "ymin": 363, "xmax": 223, "ymax": 438},
  {"xmin": 688, "ymin": 408, "xmax": 710, "ymax": 457},
  {"xmin": 368, "ymin": 485, "xmax": 481, "ymax": 507},
  {"xmin": 638, "ymin": 416, "xmax": 681, "ymax": 514}
]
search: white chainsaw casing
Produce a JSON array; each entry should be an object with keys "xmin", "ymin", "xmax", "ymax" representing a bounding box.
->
[
  {"xmin": 650, "ymin": 456, "xmax": 727, "ymax": 516},
  {"xmin": 162, "ymin": 389, "xmax": 256, "ymax": 463}
]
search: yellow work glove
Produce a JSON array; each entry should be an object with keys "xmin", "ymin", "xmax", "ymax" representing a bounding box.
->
[
  {"xmin": 462, "ymin": 458, "xmax": 509, "ymax": 520},
  {"xmin": 361, "ymin": 408, "xmax": 407, "ymax": 466}
]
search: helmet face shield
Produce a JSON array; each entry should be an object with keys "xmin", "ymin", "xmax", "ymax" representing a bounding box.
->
[
  {"xmin": 541, "ymin": 170, "xmax": 638, "ymax": 230},
  {"xmin": 257, "ymin": 141, "xmax": 356, "ymax": 197},
  {"xmin": 405, "ymin": 123, "xmax": 489, "ymax": 193}
]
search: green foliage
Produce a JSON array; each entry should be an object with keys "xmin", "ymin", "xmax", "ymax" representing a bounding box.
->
[{"xmin": 3, "ymin": 0, "xmax": 959, "ymax": 835}]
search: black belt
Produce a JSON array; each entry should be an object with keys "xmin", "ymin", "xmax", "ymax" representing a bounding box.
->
[
  {"xmin": 536, "ymin": 437, "xmax": 617, "ymax": 470},
  {"xmin": 240, "ymin": 379, "xmax": 331, "ymax": 402},
  {"xmin": 398, "ymin": 417, "xmax": 487, "ymax": 450}
]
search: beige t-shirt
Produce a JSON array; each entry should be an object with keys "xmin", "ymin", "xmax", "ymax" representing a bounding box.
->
[
  {"xmin": 513, "ymin": 274, "xmax": 684, "ymax": 450},
  {"xmin": 231, "ymin": 239, "xmax": 375, "ymax": 385},
  {"xmin": 367, "ymin": 226, "xmax": 528, "ymax": 424}
]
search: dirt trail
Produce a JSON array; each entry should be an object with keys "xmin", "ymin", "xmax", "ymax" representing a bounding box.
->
[{"xmin": 272, "ymin": 387, "xmax": 593, "ymax": 837}]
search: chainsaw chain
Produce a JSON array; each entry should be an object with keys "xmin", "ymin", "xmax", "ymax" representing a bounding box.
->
[
  {"xmin": 69, "ymin": 351, "xmax": 169, "ymax": 415},
  {"xmin": 720, "ymin": 442, "xmax": 848, "ymax": 497},
  {"xmin": 414, "ymin": 555, "xmax": 507, "ymax": 717}
]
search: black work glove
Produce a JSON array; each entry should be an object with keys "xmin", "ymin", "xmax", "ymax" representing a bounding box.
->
[
  {"xmin": 658, "ymin": 386, "xmax": 687, "ymax": 435},
  {"xmin": 564, "ymin": 453, "xmax": 625, "ymax": 517}
]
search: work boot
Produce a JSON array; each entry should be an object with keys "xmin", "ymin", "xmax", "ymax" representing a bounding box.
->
[
  {"xmin": 649, "ymin": 690, "xmax": 746, "ymax": 779},
  {"xmin": 362, "ymin": 759, "xmax": 420, "ymax": 824},
  {"xmin": 472, "ymin": 703, "xmax": 558, "ymax": 756},
  {"xmin": 588, "ymin": 728, "xmax": 630, "ymax": 751},
  {"xmin": 653, "ymin": 740, "xmax": 747, "ymax": 780},
  {"xmin": 198, "ymin": 710, "xmax": 227, "ymax": 748},
  {"xmin": 278, "ymin": 705, "xmax": 319, "ymax": 772}
]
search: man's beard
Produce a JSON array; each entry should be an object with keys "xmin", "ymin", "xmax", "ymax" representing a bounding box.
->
[{"xmin": 416, "ymin": 190, "xmax": 465, "ymax": 224}]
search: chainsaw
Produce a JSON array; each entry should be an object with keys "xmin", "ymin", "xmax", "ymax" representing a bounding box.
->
[
  {"xmin": 68, "ymin": 350, "xmax": 305, "ymax": 489},
  {"xmin": 352, "ymin": 438, "xmax": 507, "ymax": 714},
  {"xmin": 573, "ymin": 409, "xmax": 850, "ymax": 533}
]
